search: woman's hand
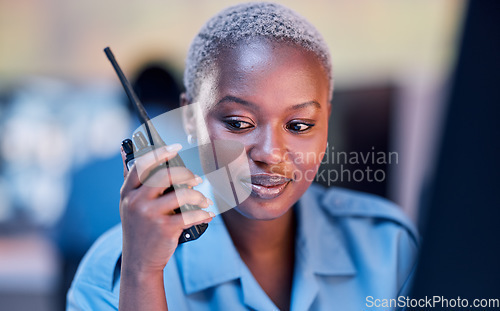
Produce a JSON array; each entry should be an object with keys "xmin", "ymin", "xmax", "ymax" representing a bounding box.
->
[{"xmin": 118, "ymin": 144, "xmax": 214, "ymax": 311}]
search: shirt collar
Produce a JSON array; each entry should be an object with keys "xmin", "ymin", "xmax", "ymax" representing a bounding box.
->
[
  {"xmin": 176, "ymin": 213, "xmax": 242, "ymax": 295},
  {"xmin": 295, "ymin": 185, "xmax": 357, "ymax": 276},
  {"xmin": 176, "ymin": 183, "xmax": 356, "ymax": 295}
]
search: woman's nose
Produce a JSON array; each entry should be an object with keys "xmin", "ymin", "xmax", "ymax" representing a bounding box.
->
[{"xmin": 249, "ymin": 125, "xmax": 287, "ymax": 165}]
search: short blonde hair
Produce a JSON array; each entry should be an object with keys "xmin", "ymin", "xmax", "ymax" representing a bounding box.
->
[{"xmin": 184, "ymin": 2, "xmax": 334, "ymax": 102}]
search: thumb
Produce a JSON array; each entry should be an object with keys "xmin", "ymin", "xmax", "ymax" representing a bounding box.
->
[{"xmin": 121, "ymin": 147, "xmax": 128, "ymax": 179}]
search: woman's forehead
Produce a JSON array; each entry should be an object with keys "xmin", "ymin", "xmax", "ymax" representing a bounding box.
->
[
  {"xmin": 217, "ymin": 39, "xmax": 322, "ymax": 70},
  {"xmin": 202, "ymin": 40, "xmax": 329, "ymax": 106}
]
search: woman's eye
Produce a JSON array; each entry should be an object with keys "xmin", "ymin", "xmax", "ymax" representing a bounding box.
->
[
  {"xmin": 286, "ymin": 122, "xmax": 314, "ymax": 132},
  {"xmin": 225, "ymin": 120, "xmax": 253, "ymax": 130}
]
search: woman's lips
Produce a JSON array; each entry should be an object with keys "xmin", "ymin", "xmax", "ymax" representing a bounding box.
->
[{"xmin": 240, "ymin": 174, "xmax": 292, "ymax": 200}]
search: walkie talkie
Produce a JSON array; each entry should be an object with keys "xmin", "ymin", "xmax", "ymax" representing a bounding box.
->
[{"xmin": 104, "ymin": 47, "xmax": 208, "ymax": 244}]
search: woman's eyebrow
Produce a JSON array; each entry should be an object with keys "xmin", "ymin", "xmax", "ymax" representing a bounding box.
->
[
  {"xmin": 216, "ymin": 96, "xmax": 321, "ymax": 111},
  {"xmin": 216, "ymin": 96, "xmax": 258, "ymax": 109},
  {"xmin": 287, "ymin": 101, "xmax": 321, "ymax": 111}
]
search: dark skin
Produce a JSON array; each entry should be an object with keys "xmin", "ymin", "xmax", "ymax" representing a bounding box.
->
[
  {"xmin": 223, "ymin": 208, "xmax": 296, "ymax": 310},
  {"xmin": 119, "ymin": 38, "xmax": 331, "ymax": 311}
]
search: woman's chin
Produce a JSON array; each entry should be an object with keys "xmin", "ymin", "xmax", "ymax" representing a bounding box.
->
[{"xmin": 232, "ymin": 192, "xmax": 296, "ymax": 220}]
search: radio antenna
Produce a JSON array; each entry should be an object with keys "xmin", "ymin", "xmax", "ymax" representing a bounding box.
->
[{"xmin": 104, "ymin": 47, "xmax": 165, "ymax": 147}]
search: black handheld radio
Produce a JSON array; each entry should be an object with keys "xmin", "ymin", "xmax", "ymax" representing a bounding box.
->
[{"xmin": 104, "ymin": 47, "xmax": 208, "ymax": 244}]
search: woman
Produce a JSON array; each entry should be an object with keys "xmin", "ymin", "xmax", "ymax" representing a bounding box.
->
[{"xmin": 68, "ymin": 3, "xmax": 418, "ymax": 310}]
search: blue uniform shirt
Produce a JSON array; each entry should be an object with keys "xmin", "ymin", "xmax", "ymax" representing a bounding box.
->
[{"xmin": 67, "ymin": 183, "xmax": 419, "ymax": 310}]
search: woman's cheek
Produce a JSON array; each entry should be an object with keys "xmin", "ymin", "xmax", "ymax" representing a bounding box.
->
[{"xmin": 290, "ymin": 140, "xmax": 326, "ymax": 183}]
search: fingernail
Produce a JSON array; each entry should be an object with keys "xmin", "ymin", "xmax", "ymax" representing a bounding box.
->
[
  {"xmin": 209, "ymin": 211, "xmax": 216, "ymax": 218},
  {"xmin": 199, "ymin": 198, "xmax": 209, "ymax": 208},
  {"xmin": 188, "ymin": 176, "xmax": 202, "ymax": 187},
  {"xmin": 207, "ymin": 198, "xmax": 214, "ymax": 205},
  {"xmin": 194, "ymin": 175, "xmax": 203, "ymax": 184},
  {"xmin": 166, "ymin": 143, "xmax": 182, "ymax": 152}
]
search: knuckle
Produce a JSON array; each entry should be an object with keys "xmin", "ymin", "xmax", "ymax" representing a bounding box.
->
[
  {"xmin": 137, "ymin": 200, "xmax": 151, "ymax": 215},
  {"xmin": 119, "ymin": 196, "xmax": 129, "ymax": 212},
  {"xmin": 126, "ymin": 192, "xmax": 142, "ymax": 212},
  {"xmin": 119, "ymin": 185, "xmax": 126, "ymax": 199},
  {"xmin": 161, "ymin": 215, "xmax": 175, "ymax": 227},
  {"xmin": 193, "ymin": 190, "xmax": 205, "ymax": 202},
  {"xmin": 142, "ymin": 166, "xmax": 172, "ymax": 188},
  {"xmin": 143, "ymin": 206, "xmax": 156, "ymax": 220},
  {"xmin": 120, "ymin": 192, "xmax": 132, "ymax": 207},
  {"xmin": 181, "ymin": 189, "xmax": 202, "ymax": 207},
  {"xmin": 182, "ymin": 167, "xmax": 195, "ymax": 179}
]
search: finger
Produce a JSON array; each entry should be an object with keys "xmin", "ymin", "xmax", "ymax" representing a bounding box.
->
[
  {"xmin": 140, "ymin": 166, "xmax": 202, "ymax": 192},
  {"xmin": 123, "ymin": 144, "xmax": 182, "ymax": 192},
  {"xmin": 186, "ymin": 215, "xmax": 214, "ymax": 228},
  {"xmin": 135, "ymin": 144, "xmax": 182, "ymax": 183},
  {"xmin": 123, "ymin": 164, "xmax": 202, "ymax": 199},
  {"xmin": 121, "ymin": 163, "xmax": 142, "ymax": 195},
  {"xmin": 170, "ymin": 209, "xmax": 215, "ymax": 227},
  {"xmin": 121, "ymin": 147, "xmax": 128, "ymax": 179},
  {"xmin": 150, "ymin": 188, "xmax": 213, "ymax": 214}
]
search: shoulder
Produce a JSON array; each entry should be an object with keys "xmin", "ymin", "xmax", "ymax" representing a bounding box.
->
[
  {"xmin": 303, "ymin": 183, "xmax": 419, "ymax": 293},
  {"xmin": 306, "ymin": 183, "xmax": 419, "ymax": 244},
  {"xmin": 67, "ymin": 224, "xmax": 123, "ymax": 310}
]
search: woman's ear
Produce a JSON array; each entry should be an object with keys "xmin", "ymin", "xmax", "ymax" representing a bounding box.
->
[
  {"xmin": 180, "ymin": 92, "xmax": 197, "ymax": 138},
  {"xmin": 180, "ymin": 92, "xmax": 190, "ymax": 107}
]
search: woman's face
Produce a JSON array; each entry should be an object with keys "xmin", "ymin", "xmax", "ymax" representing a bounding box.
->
[{"xmin": 191, "ymin": 38, "xmax": 330, "ymax": 220}]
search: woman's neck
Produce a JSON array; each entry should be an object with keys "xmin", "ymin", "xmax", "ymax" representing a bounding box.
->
[
  {"xmin": 221, "ymin": 207, "xmax": 296, "ymax": 259},
  {"xmin": 221, "ymin": 206, "xmax": 296, "ymax": 311}
]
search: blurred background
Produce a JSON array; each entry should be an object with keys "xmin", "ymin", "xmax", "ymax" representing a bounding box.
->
[{"xmin": 3, "ymin": 0, "xmax": 498, "ymax": 310}]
